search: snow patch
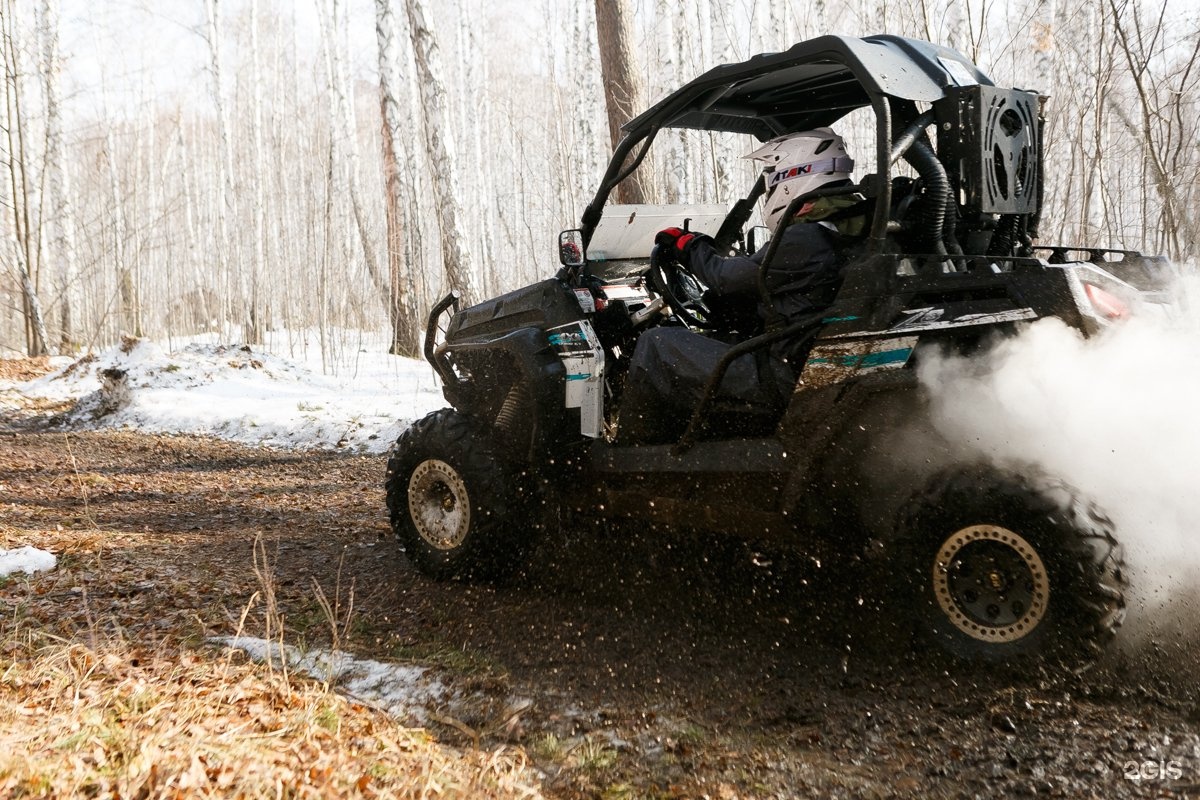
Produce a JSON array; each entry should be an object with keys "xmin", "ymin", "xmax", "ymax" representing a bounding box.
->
[
  {"xmin": 213, "ymin": 636, "xmax": 445, "ymax": 722},
  {"xmin": 0, "ymin": 546, "xmax": 57, "ymax": 577},
  {"xmin": 9, "ymin": 332, "xmax": 445, "ymax": 453}
]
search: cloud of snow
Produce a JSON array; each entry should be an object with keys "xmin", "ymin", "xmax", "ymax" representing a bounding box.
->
[{"xmin": 916, "ymin": 268, "xmax": 1200, "ymax": 637}]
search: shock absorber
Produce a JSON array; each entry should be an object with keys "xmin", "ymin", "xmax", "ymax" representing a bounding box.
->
[{"xmin": 494, "ymin": 382, "xmax": 527, "ymax": 442}]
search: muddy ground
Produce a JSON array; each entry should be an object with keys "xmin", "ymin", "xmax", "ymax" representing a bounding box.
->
[{"xmin": 2, "ymin": 420, "xmax": 1199, "ymax": 799}]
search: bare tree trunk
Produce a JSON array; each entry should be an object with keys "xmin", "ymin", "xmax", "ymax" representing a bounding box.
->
[
  {"xmin": 594, "ymin": 0, "xmax": 649, "ymax": 204},
  {"xmin": 204, "ymin": 0, "xmax": 237, "ymax": 338},
  {"xmin": 13, "ymin": 246, "xmax": 50, "ymax": 354},
  {"xmin": 402, "ymin": 76, "xmax": 431, "ymax": 312},
  {"xmin": 375, "ymin": 0, "xmax": 419, "ymax": 356},
  {"xmin": 459, "ymin": 0, "xmax": 495, "ymax": 296},
  {"xmin": 91, "ymin": 16, "xmax": 138, "ymax": 339},
  {"xmin": 318, "ymin": 0, "xmax": 391, "ymax": 337},
  {"xmin": 3, "ymin": 0, "xmax": 49, "ymax": 355},
  {"xmin": 655, "ymin": 0, "xmax": 685, "ymax": 203},
  {"xmin": 248, "ymin": 0, "xmax": 266, "ymax": 343},
  {"xmin": 403, "ymin": 0, "xmax": 475, "ymax": 304},
  {"xmin": 1033, "ymin": 0, "xmax": 1058, "ymax": 91},
  {"xmin": 706, "ymin": 0, "xmax": 737, "ymax": 201},
  {"xmin": 1109, "ymin": 0, "xmax": 1196, "ymax": 259},
  {"xmin": 37, "ymin": 0, "xmax": 76, "ymax": 351},
  {"xmin": 570, "ymin": 1, "xmax": 606, "ymax": 200}
]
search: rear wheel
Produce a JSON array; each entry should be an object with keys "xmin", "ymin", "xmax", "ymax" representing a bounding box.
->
[
  {"xmin": 385, "ymin": 409, "xmax": 533, "ymax": 581},
  {"xmin": 895, "ymin": 465, "xmax": 1127, "ymax": 670}
]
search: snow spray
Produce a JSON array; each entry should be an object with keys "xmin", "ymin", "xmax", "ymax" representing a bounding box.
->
[{"xmin": 916, "ymin": 267, "xmax": 1200, "ymax": 662}]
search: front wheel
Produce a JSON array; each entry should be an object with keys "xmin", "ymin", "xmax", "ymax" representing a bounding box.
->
[
  {"xmin": 385, "ymin": 409, "xmax": 533, "ymax": 581},
  {"xmin": 895, "ymin": 465, "xmax": 1127, "ymax": 670}
]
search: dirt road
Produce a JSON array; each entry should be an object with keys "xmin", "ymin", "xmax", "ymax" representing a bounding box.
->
[{"xmin": 2, "ymin": 428, "xmax": 1198, "ymax": 798}]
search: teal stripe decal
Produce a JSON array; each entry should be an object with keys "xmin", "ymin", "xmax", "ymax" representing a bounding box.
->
[{"xmin": 807, "ymin": 347, "xmax": 913, "ymax": 369}]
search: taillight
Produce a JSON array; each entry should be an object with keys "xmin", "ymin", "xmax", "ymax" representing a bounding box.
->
[{"xmin": 1084, "ymin": 283, "xmax": 1131, "ymax": 321}]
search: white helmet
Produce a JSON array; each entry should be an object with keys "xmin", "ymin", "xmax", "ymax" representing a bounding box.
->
[{"xmin": 744, "ymin": 128, "xmax": 854, "ymax": 230}]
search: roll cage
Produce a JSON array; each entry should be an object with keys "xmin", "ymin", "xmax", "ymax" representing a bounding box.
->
[{"xmin": 577, "ymin": 34, "xmax": 1014, "ymax": 262}]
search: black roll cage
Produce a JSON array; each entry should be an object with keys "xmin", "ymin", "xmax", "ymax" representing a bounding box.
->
[
  {"xmin": 580, "ymin": 95, "xmax": 895, "ymax": 259},
  {"xmin": 578, "ymin": 35, "xmax": 997, "ymax": 266}
]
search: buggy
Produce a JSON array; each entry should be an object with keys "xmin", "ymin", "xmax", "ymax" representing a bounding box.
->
[{"xmin": 386, "ymin": 35, "xmax": 1158, "ymax": 667}]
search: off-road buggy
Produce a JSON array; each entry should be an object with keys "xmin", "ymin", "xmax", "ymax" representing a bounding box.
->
[{"xmin": 387, "ymin": 35, "xmax": 1159, "ymax": 668}]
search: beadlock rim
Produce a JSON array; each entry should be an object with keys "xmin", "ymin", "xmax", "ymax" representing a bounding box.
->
[
  {"xmin": 932, "ymin": 525, "xmax": 1049, "ymax": 643},
  {"xmin": 408, "ymin": 459, "xmax": 470, "ymax": 551}
]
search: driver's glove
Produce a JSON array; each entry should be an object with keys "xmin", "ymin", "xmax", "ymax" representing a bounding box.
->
[{"xmin": 654, "ymin": 227, "xmax": 702, "ymax": 261}]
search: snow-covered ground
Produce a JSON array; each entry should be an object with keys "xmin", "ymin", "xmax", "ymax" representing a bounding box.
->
[
  {"xmin": 2, "ymin": 330, "xmax": 446, "ymax": 453},
  {"xmin": 0, "ymin": 546, "xmax": 57, "ymax": 577},
  {"xmin": 213, "ymin": 636, "xmax": 446, "ymax": 723}
]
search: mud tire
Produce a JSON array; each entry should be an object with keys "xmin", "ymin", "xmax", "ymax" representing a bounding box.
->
[
  {"xmin": 895, "ymin": 465, "xmax": 1127, "ymax": 670},
  {"xmin": 385, "ymin": 409, "xmax": 532, "ymax": 581}
]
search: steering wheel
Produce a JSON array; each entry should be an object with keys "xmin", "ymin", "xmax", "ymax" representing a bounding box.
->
[{"xmin": 647, "ymin": 244, "xmax": 721, "ymax": 330}]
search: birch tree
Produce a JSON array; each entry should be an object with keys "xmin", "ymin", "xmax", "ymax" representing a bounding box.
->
[
  {"xmin": 375, "ymin": 0, "xmax": 419, "ymax": 355},
  {"xmin": 203, "ymin": 0, "xmax": 237, "ymax": 338},
  {"xmin": 2, "ymin": 0, "xmax": 50, "ymax": 356},
  {"xmin": 90, "ymin": 15, "xmax": 139, "ymax": 339},
  {"xmin": 403, "ymin": 0, "xmax": 475, "ymax": 304},
  {"xmin": 594, "ymin": 0, "xmax": 649, "ymax": 204},
  {"xmin": 247, "ymin": 0, "xmax": 266, "ymax": 342},
  {"xmin": 319, "ymin": 0, "xmax": 390, "ymax": 327},
  {"xmin": 37, "ymin": 0, "xmax": 76, "ymax": 350}
]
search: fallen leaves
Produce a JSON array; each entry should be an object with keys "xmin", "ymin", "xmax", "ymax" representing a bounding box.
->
[
  {"xmin": 0, "ymin": 631, "xmax": 544, "ymax": 799},
  {"xmin": 0, "ymin": 430, "xmax": 542, "ymax": 799}
]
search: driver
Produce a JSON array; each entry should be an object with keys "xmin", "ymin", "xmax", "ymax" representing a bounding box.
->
[{"xmin": 617, "ymin": 128, "xmax": 866, "ymax": 445}]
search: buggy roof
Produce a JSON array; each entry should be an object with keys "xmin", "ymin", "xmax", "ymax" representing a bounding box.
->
[{"xmin": 623, "ymin": 34, "xmax": 994, "ymax": 141}]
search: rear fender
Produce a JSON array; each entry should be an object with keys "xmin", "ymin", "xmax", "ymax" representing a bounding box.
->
[{"xmin": 778, "ymin": 376, "xmax": 954, "ymax": 539}]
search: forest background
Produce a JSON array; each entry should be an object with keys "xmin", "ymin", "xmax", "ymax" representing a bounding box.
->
[{"xmin": 2, "ymin": 0, "xmax": 1198, "ymax": 360}]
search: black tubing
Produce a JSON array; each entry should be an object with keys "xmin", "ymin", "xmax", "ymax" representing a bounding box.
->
[
  {"xmin": 988, "ymin": 214, "xmax": 1019, "ymax": 257},
  {"xmin": 901, "ymin": 139, "xmax": 953, "ymax": 257},
  {"xmin": 889, "ymin": 110, "xmax": 962, "ymax": 259}
]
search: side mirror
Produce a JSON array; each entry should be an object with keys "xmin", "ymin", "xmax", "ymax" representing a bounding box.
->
[
  {"xmin": 559, "ymin": 229, "xmax": 585, "ymax": 267},
  {"xmin": 747, "ymin": 225, "xmax": 771, "ymax": 253}
]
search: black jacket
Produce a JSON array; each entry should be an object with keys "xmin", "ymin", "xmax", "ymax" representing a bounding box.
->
[{"xmin": 685, "ymin": 223, "xmax": 843, "ymax": 364}]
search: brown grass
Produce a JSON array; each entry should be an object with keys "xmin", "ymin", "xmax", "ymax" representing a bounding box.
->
[
  {"xmin": 0, "ymin": 357, "xmax": 55, "ymax": 383},
  {"xmin": 0, "ymin": 628, "xmax": 544, "ymax": 799},
  {"xmin": 0, "ymin": 433, "xmax": 544, "ymax": 799}
]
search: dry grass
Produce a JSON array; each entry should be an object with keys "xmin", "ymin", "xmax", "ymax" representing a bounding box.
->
[
  {"xmin": 0, "ymin": 357, "xmax": 54, "ymax": 383},
  {"xmin": 0, "ymin": 428, "xmax": 545, "ymax": 799},
  {"xmin": 0, "ymin": 627, "xmax": 544, "ymax": 799}
]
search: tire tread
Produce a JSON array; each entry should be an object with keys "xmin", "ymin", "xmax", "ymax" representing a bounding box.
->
[{"xmin": 895, "ymin": 464, "xmax": 1127, "ymax": 670}]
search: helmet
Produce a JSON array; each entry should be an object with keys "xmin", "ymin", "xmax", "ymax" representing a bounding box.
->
[{"xmin": 744, "ymin": 128, "xmax": 854, "ymax": 230}]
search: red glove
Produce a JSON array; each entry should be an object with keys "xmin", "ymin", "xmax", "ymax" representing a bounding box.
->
[{"xmin": 654, "ymin": 226, "xmax": 698, "ymax": 261}]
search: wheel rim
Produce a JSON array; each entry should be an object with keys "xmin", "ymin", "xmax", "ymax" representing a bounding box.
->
[
  {"xmin": 407, "ymin": 459, "xmax": 470, "ymax": 551},
  {"xmin": 931, "ymin": 525, "xmax": 1049, "ymax": 643}
]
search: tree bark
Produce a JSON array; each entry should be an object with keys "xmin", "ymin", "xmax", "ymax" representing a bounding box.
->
[
  {"xmin": 375, "ymin": 0, "xmax": 419, "ymax": 356},
  {"xmin": 1109, "ymin": 0, "xmax": 1196, "ymax": 259},
  {"xmin": 204, "ymin": 0, "xmax": 237, "ymax": 338},
  {"xmin": 403, "ymin": 0, "xmax": 475, "ymax": 305},
  {"xmin": 594, "ymin": 0, "xmax": 649, "ymax": 204},
  {"xmin": 14, "ymin": 248, "xmax": 50, "ymax": 354},
  {"xmin": 3, "ymin": 0, "xmax": 49, "ymax": 355},
  {"xmin": 247, "ymin": 0, "xmax": 266, "ymax": 343},
  {"xmin": 317, "ymin": 0, "xmax": 391, "ymax": 339},
  {"xmin": 37, "ymin": 0, "xmax": 77, "ymax": 351}
]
